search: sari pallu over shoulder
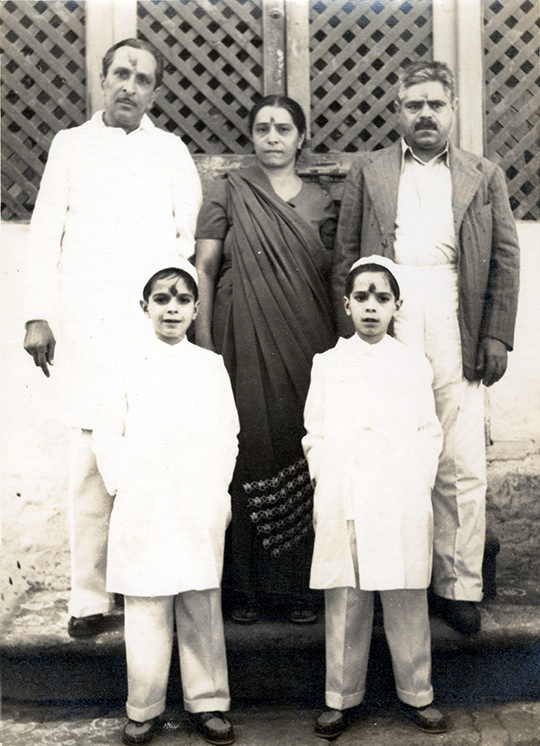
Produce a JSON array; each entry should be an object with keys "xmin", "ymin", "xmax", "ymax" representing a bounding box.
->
[{"xmin": 222, "ymin": 168, "xmax": 336, "ymax": 557}]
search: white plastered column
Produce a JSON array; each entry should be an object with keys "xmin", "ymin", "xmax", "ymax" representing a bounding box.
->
[
  {"xmin": 433, "ymin": 0, "xmax": 490, "ymax": 442},
  {"xmin": 85, "ymin": 0, "xmax": 138, "ymax": 117},
  {"xmin": 433, "ymin": 0, "xmax": 485, "ymax": 156}
]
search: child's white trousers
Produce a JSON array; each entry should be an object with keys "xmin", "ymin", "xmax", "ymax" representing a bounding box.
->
[
  {"xmin": 67, "ymin": 428, "xmax": 115, "ymax": 618},
  {"xmin": 124, "ymin": 590, "xmax": 230, "ymax": 722},
  {"xmin": 324, "ymin": 522, "xmax": 433, "ymax": 711}
]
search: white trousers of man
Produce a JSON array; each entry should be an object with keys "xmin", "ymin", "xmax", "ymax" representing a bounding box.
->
[
  {"xmin": 324, "ymin": 523, "xmax": 433, "ymax": 710},
  {"xmin": 124, "ymin": 590, "xmax": 230, "ymax": 722},
  {"xmin": 393, "ymin": 265, "xmax": 486, "ymax": 602},
  {"xmin": 68, "ymin": 428, "xmax": 114, "ymax": 618}
]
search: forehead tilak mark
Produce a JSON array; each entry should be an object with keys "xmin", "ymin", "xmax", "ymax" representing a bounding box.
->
[{"xmin": 124, "ymin": 52, "xmax": 139, "ymax": 69}]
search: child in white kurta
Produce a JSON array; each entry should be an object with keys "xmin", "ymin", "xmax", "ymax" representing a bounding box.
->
[
  {"xmin": 303, "ymin": 256, "xmax": 445, "ymax": 739},
  {"xmin": 92, "ymin": 262, "xmax": 239, "ymax": 746}
]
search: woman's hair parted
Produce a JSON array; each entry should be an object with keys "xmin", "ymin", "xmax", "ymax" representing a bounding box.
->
[{"xmin": 248, "ymin": 95, "xmax": 307, "ymax": 139}]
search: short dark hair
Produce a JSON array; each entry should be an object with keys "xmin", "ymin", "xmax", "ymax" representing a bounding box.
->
[
  {"xmin": 142, "ymin": 267, "xmax": 198, "ymax": 303},
  {"xmin": 397, "ymin": 60, "xmax": 455, "ymax": 102},
  {"xmin": 102, "ymin": 38, "xmax": 164, "ymax": 90},
  {"xmin": 248, "ymin": 95, "xmax": 307, "ymax": 140},
  {"xmin": 345, "ymin": 262, "xmax": 400, "ymax": 300}
]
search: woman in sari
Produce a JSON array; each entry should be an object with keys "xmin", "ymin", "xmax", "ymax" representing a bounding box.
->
[{"xmin": 195, "ymin": 95, "xmax": 337, "ymax": 623}]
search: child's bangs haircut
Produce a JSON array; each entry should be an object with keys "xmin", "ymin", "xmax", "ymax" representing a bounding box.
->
[
  {"xmin": 345, "ymin": 262, "xmax": 400, "ymax": 300},
  {"xmin": 143, "ymin": 267, "xmax": 198, "ymax": 302}
]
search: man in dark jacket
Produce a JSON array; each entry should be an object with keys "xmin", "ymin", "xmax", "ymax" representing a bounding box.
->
[{"xmin": 333, "ymin": 60, "xmax": 520, "ymax": 635}]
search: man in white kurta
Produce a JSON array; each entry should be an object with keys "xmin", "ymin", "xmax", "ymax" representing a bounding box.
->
[
  {"xmin": 23, "ymin": 39, "xmax": 202, "ymax": 636},
  {"xmin": 303, "ymin": 257, "xmax": 445, "ymax": 737}
]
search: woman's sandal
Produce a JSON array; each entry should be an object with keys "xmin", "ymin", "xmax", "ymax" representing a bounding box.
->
[
  {"xmin": 231, "ymin": 599, "xmax": 259, "ymax": 624},
  {"xmin": 289, "ymin": 607, "xmax": 318, "ymax": 624}
]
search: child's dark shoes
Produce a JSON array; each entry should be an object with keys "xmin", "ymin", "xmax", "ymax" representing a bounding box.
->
[
  {"xmin": 401, "ymin": 703, "xmax": 447, "ymax": 733},
  {"xmin": 192, "ymin": 711, "xmax": 235, "ymax": 745},
  {"xmin": 314, "ymin": 708, "xmax": 349, "ymax": 739},
  {"xmin": 122, "ymin": 716, "xmax": 162, "ymax": 745}
]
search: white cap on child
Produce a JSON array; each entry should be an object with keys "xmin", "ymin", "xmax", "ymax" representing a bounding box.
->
[
  {"xmin": 173, "ymin": 257, "xmax": 199, "ymax": 286},
  {"xmin": 144, "ymin": 257, "xmax": 198, "ymax": 287},
  {"xmin": 347, "ymin": 254, "xmax": 400, "ymax": 290}
]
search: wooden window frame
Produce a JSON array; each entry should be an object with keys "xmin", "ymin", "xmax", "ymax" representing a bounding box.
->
[{"xmin": 85, "ymin": 0, "xmax": 484, "ymax": 157}]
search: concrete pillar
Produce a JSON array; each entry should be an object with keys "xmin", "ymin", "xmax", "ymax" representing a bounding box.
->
[
  {"xmin": 455, "ymin": 0, "xmax": 485, "ymax": 156},
  {"xmin": 433, "ymin": 0, "xmax": 489, "ymax": 440},
  {"xmin": 263, "ymin": 0, "xmax": 286, "ymax": 95},
  {"xmin": 285, "ymin": 0, "xmax": 311, "ymax": 141},
  {"xmin": 85, "ymin": 0, "xmax": 138, "ymax": 117},
  {"xmin": 433, "ymin": 0, "xmax": 484, "ymax": 156}
]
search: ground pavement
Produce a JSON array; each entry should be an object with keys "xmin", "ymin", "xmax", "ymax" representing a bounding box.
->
[
  {"xmin": 3, "ymin": 699, "xmax": 540, "ymax": 746},
  {"xmin": 2, "ymin": 572, "xmax": 540, "ymax": 746}
]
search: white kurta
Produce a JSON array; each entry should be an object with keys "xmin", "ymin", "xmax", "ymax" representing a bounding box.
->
[
  {"xmin": 92, "ymin": 334, "xmax": 239, "ymax": 597},
  {"xmin": 303, "ymin": 334, "xmax": 442, "ymax": 591},
  {"xmin": 25, "ymin": 111, "xmax": 202, "ymax": 428}
]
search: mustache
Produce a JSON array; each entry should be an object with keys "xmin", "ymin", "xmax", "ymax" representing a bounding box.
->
[{"xmin": 415, "ymin": 120, "xmax": 437, "ymax": 131}]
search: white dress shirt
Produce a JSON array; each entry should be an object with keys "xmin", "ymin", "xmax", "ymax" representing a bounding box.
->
[{"xmin": 394, "ymin": 139, "xmax": 456, "ymax": 266}]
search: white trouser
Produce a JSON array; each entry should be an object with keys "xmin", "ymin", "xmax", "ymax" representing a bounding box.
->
[
  {"xmin": 67, "ymin": 428, "xmax": 114, "ymax": 618},
  {"xmin": 324, "ymin": 523, "xmax": 433, "ymax": 710},
  {"xmin": 393, "ymin": 265, "xmax": 486, "ymax": 601},
  {"xmin": 124, "ymin": 590, "xmax": 230, "ymax": 722}
]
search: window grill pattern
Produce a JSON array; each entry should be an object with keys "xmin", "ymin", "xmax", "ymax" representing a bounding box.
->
[
  {"xmin": 1, "ymin": 0, "xmax": 86, "ymax": 220},
  {"xmin": 309, "ymin": 0, "xmax": 433, "ymax": 153},
  {"xmin": 137, "ymin": 0, "xmax": 264, "ymax": 154},
  {"xmin": 484, "ymin": 0, "xmax": 539, "ymax": 220}
]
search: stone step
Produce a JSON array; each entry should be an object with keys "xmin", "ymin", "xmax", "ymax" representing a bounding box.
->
[{"xmin": 2, "ymin": 576, "xmax": 539, "ymax": 708}]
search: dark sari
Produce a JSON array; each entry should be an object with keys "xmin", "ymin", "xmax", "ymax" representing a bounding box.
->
[{"xmin": 199, "ymin": 166, "xmax": 337, "ymax": 598}]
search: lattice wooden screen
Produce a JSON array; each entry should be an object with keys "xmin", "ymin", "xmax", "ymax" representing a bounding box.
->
[
  {"xmin": 484, "ymin": 0, "xmax": 539, "ymax": 221},
  {"xmin": 137, "ymin": 0, "xmax": 264, "ymax": 154},
  {"xmin": 3, "ymin": 0, "xmax": 537, "ymax": 221},
  {"xmin": 309, "ymin": 0, "xmax": 433, "ymax": 153},
  {"xmin": 1, "ymin": 0, "xmax": 86, "ymax": 220}
]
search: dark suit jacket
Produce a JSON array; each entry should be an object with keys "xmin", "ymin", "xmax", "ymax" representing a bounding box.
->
[{"xmin": 333, "ymin": 141, "xmax": 520, "ymax": 381}]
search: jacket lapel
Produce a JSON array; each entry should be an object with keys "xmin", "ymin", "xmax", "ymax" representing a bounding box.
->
[
  {"xmin": 363, "ymin": 142, "xmax": 402, "ymax": 238},
  {"xmin": 449, "ymin": 144, "xmax": 483, "ymax": 235},
  {"xmin": 362, "ymin": 141, "xmax": 483, "ymax": 243}
]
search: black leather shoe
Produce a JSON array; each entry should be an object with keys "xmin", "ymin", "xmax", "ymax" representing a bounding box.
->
[
  {"xmin": 437, "ymin": 598, "xmax": 481, "ymax": 636},
  {"xmin": 314, "ymin": 708, "xmax": 349, "ymax": 739},
  {"xmin": 122, "ymin": 717, "xmax": 162, "ymax": 745},
  {"xmin": 192, "ymin": 711, "xmax": 235, "ymax": 745},
  {"xmin": 401, "ymin": 703, "xmax": 447, "ymax": 733},
  {"xmin": 67, "ymin": 614, "xmax": 105, "ymax": 638}
]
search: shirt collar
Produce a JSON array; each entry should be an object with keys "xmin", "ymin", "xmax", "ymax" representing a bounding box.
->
[
  {"xmin": 151, "ymin": 330, "xmax": 191, "ymax": 352},
  {"xmin": 401, "ymin": 138, "xmax": 450, "ymax": 171},
  {"xmin": 351, "ymin": 332, "xmax": 393, "ymax": 353},
  {"xmin": 93, "ymin": 110, "xmax": 156, "ymax": 136},
  {"xmin": 135, "ymin": 320, "xmax": 191, "ymax": 351}
]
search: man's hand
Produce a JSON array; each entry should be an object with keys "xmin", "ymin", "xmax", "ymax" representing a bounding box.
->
[
  {"xmin": 476, "ymin": 337, "xmax": 507, "ymax": 387},
  {"xmin": 23, "ymin": 320, "xmax": 56, "ymax": 378}
]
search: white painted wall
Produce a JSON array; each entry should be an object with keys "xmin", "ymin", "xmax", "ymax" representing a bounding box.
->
[{"xmin": 488, "ymin": 222, "xmax": 540, "ymax": 445}]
